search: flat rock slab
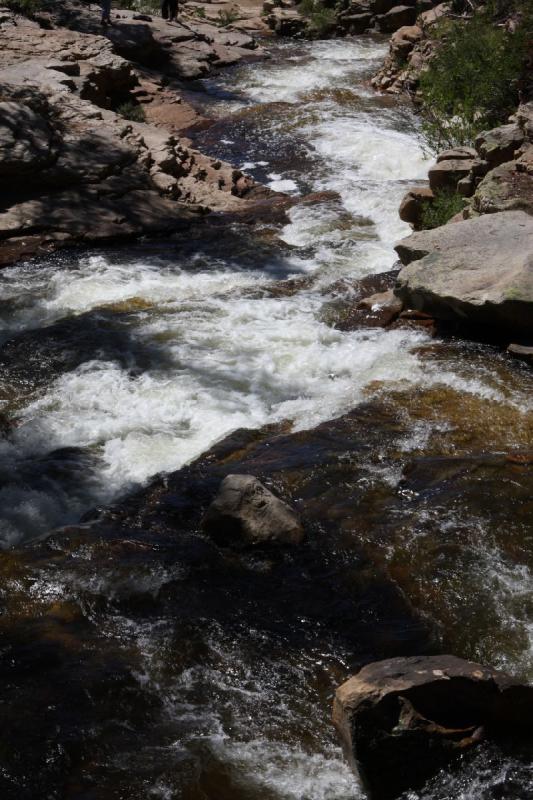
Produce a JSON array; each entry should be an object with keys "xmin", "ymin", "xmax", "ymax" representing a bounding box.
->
[
  {"xmin": 334, "ymin": 654, "xmax": 533, "ymax": 800},
  {"xmin": 395, "ymin": 210, "xmax": 533, "ymax": 336}
]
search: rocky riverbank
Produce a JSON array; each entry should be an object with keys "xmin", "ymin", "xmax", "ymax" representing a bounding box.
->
[
  {"xmin": 0, "ymin": 0, "xmax": 275, "ymax": 265},
  {"xmin": 393, "ymin": 103, "xmax": 533, "ymax": 341},
  {"xmin": 264, "ymin": 0, "xmax": 444, "ymax": 40}
]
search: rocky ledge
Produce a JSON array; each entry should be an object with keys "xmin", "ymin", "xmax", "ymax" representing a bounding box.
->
[
  {"xmin": 263, "ymin": 0, "xmax": 443, "ymax": 39},
  {"xmin": 394, "ymin": 102, "xmax": 533, "ymax": 341},
  {"xmin": 0, "ymin": 2, "xmax": 272, "ymax": 265},
  {"xmin": 371, "ymin": 1, "xmax": 448, "ymax": 94},
  {"xmin": 334, "ymin": 654, "xmax": 533, "ymax": 800},
  {"xmin": 395, "ymin": 211, "xmax": 533, "ymax": 337}
]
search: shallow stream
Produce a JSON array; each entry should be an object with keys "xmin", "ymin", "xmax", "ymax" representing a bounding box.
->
[{"xmin": 0, "ymin": 36, "xmax": 532, "ymax": 800}]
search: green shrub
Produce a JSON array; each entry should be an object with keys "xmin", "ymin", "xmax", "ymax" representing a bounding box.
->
[
  {"xmin": 216, "ymin": 8, "xmax": 239, "ymax": 26},
  {"xmin": 419, "ymin": 13, "xmax": 529, "ymax": 152},
  {"xmin": 299, "ymin": 0, "xmax": 336, "ymax": 37},
  {"xmin": 420, "ymin": 190, "xmax": 466, "ymax": 229},
  {"xmin": 116, "ymin": 101, "xmax": 146, "ymax": 123},
  {"xmin": 194, "ymin": 6, "xmax": 206, "ymax": 18}
]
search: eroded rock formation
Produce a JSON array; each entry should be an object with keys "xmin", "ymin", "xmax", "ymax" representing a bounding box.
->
[
  {"xmin": 0, "ymin": 3, "xmax": 270, "ymax": 265},
  {"xmin": 333, "ymin": 655, "xmax": 533, "ymax": 800}
]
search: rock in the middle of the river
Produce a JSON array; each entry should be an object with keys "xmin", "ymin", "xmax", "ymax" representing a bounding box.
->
[
  {"xmin": 333, "ymin": 654, "xmax": 533, "ymax": 800},
  {"xmin": 201, "ymin": 474, "xmax": 304, "ymax": 547}
]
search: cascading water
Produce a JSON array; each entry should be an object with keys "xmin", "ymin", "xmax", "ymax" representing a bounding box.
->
[{"xmin": 1, "ymin": 36, "xmax": 533, "ymax": 800}]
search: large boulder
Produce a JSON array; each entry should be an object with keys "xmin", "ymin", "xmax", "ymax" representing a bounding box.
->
[
  {"xmin": 394, "ymin": 210, "xmax": 533, "ymax": 336},
  {"xmin": 201, "ymin": 474, "xmax": 304, "ymax": 547},
  {"xmin": 267, "ymin": 7, "xmax": 307, "ymax": 35},
  {"xmin": 373, "ymin": 0, "xmax": 415, "ymax": 13},
  {"xmin": 338, "ymin": 11, "xmax": 374, "ymax": 33},
  {"xmin": 475, "ymin": 123, "xmax": 526, "ymax": 168},
  {"xmin": 398, "ymin": 185, "xmax": 433, "ymax": 228},
  {"xmin": 333, "ymin": 655, "xmax": 533, "ymax": 800},
  {"xmin": 389, "ymin": 23, "xmax": 423, "ymax": 59},
  {"xmin": 435, "ymin": 146, "xmax": 477, "ymax": 162},
  {"xmin": 428, "ymin": 157, "xmax": 477, "ymax": 192},
  {"xmin": 0, "ymin": 97, "xmax": 55, "ymax": 177},
  {"xmin": 513, "ymin": 101, "xmax": 533, "ymax": 141},
  {"xmin": 471, "ymin": 148, "xmax": 533, "ymax": 216},
  {"xmin": 376, "ymin": 4, "xmax": 417, "ymax": 32}
]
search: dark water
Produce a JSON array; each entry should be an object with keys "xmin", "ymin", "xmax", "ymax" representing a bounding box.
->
[{"xmin": 0, "ymin": 37, "xmax": 532, "ymax": 800}]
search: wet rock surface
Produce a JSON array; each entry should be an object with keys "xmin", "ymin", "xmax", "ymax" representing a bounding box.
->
[{"xmin": 333, "ymin": 655, "xmax": 533, "ymax": 800}]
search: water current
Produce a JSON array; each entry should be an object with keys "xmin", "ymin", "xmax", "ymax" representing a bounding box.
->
[{"xmin": 1, "ymin": 35, "xmax": 533, "ymax": 800}]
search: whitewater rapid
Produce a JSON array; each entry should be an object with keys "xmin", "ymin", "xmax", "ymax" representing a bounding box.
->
[{"xmin": 1, "ymin": 37, "xmax": 527, "ymax": 549}]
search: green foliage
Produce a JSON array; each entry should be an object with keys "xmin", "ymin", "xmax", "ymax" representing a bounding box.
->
[
  {"xmin": 420, "ymin": 190, "xmax": 466, "ymax": 229},
  {"xmin": 299, "ymin": 0, "xmax": 336, "ymax": 37},
  {"xmin": 116, "ymin": 101, "xmax": 146, "ymax": 123},
  {"xmin": 419, "ymin": 13, "xmax": 529, "ymax": 152},
  {"xmin": 5, "ymin": 0, "xmax": 42, "ymax": 16},
  {"xmin": 450, "ymin": 0, "xmax": 532, "ymax": 15},
  {"xmin": 194, "ymin": 6, "xmax": 206, "ymax": 17},
  {"xmin": 216, "ymin": 8, "xmax": 239, "ymax": 26}
]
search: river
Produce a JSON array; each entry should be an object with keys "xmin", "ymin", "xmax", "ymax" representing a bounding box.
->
[{"xmin": 0, "ymin": 35, "xmax": 533, "ymax": 800}]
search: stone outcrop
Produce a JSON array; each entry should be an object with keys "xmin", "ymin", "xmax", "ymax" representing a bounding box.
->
[
  {"xmin": 0, "ymin": 4, "xmax": 272, "ymax": 265},
  {"xmin": 398, "ymin": 101, "xmax": 533, "ymax": 231},
  {"xmin": 371, "ymin": 2, "xmax": 451, "ymax": 94},
  {"xmin": 264, "ymin": 0, "xmax": 441, "ymax": 39},
  {"xmin": 22, "ymin": 0, "xmax": 263, "ymax": 81},
  {"xmin": 394, "ymin": 210, "xmax": 533, "ymax": 336},
  {"xmin": 428, "ymin": 157, "xmax": 478, "ymax": 193},
  {"xmin": 265, "ymin": 4, "xmax": 307, "ymax": 36},
  {"xmin": 475, "ymin": 123, "xmax": 526, "ymax": 168},
  {"xmin": 201, "ymin": 474, "xmax": 305, "ymax": 546},
  {"xmin": 398, "ymin": 185, "xmax": 434, "ymax": 227},
  {"xmin": 333, "ymin": 655, "xmax": 533, "ymax": 800}
]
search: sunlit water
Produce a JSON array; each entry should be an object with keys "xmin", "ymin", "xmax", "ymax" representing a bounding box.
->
[{"xmin": 1, "ymin": 37, "xmax": 533, "ymax": 800}]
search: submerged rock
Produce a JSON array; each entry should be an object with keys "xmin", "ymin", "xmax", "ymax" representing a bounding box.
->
[
  {"xmin": 333, "ymin": 654, "xmax": 533, "ymax": 800},
  {"xmin": 201, "ymin": 474, "xmax": 304, "ymax": 546},
  {"xmin": 394, "ymin": 210, "xmax": 533, "ymax": 336}
]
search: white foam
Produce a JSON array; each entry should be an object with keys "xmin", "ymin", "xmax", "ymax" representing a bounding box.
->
[
  {"xmin": 234, "ymin": 39, "xmax": 387, "ymax": 105},
  {"xmin": 210, "ymin": 737, "xmax": 360, "ymax": 799},
  {"xmin": 267, "ymin": 177, "xmax": 299, "ymax": 193},
  {"xmin": 10, "ymin": 302, "xmax": 428, "ymax": 494}
]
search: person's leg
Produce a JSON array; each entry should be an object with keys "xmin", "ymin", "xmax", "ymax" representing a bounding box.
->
[
  {"xmin": 101, "ymin": 0, "xmax": 112, "ymax": 23},
  {"xmin": 161, "ymin": 0, "xmax": 169, "ymax": 19},
  {"xmin": 167, "ymin": 0, "xmax": 177, "ymax": 20},
  {"xmin": 168, "ymin": 0, "xmax": 177, "ymax": 20}
]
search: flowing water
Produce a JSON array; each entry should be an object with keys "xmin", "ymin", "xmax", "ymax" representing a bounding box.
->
[{"xmin": 0, "ymin": 36, "xmax": 533, "ymax": 800}]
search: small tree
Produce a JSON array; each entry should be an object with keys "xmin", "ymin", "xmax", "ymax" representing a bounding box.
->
[{"xmin": 419, "ymin": 13, "xmax": 529, "ymax": 152}]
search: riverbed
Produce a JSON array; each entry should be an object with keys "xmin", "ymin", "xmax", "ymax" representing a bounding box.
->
[{"xmin": 0, "ymin": 35, "xmax": 532, "ymax": 800}]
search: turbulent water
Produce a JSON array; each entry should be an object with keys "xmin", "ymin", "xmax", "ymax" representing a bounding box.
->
[
  {"xmin": 1, "ymin": 36, "xmax": 533, "ymax": 800},
  {"xmin": 0, "ymin": 37, "xmax": 433, "ymax": 546}
]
